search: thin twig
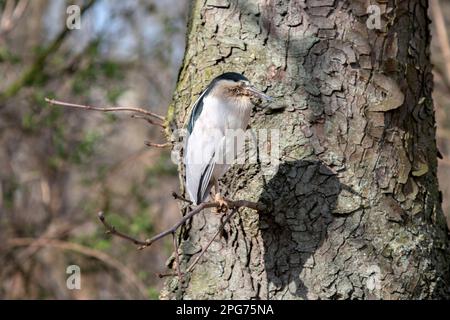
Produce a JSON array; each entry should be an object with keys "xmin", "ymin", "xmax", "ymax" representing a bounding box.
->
[
  {"xmin": 98, "ymin": 199, "xmax": 264, "ymax": 250},
  {"xmin": 131, "ymin": 114, "xmax": 166, "ymax": 128},
  {"xmin": 98, "ymin": 211, "xmax": 149, "ymax": 248},
  {"xmin": 172, "ymin": 192, "xmax": 193, "ymax": 204},
  {"xmin": 143, "ymin": 202, "xmax": 217, "ymax": 247},
  {"xmin": 98, "ymin": 199, "xmax": 264, "ymax": 283},
  {"xmin": 44, "ymin": 98, "xmax": 165, "ymax": 122},
  {"xmin": 158, "ymin": 208, "xmax": 240, "ymax": 278},
  {"xmin": 145, "ymin": 141, "xmax": 170, "ymax": 148}
]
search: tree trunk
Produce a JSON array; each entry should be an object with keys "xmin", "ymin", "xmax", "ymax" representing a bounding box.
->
[{"xmin": 162, "ymin": 0, "xmax": 450, "ymax": 299}]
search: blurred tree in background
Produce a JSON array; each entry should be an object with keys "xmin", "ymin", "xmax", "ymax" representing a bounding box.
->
[
  {"xmin": 433, "ymin": 0, "xmax": 450, "ymax": 227},
  {"xmin": 0, "ymin": 0, "xmax": 187, "ymax": 299}
]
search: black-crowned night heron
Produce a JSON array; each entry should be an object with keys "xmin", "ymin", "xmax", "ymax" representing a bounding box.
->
[{"xmin": 184, "ymin": 72, "xmax": 272, "ymax": 206}]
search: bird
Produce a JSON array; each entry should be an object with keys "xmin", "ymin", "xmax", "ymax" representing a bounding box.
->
[{"xmin": 184, "ymin": 72, "xmax": 272, "ymax": 207}]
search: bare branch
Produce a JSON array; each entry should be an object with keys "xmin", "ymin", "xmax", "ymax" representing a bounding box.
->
[
  {"xmin": 172, "ymin": 192, "xmax": 193, "ymax": 205},
  {"xmin": 145, "ymin": 141, "xmax": 170, "ymax": 148},
  {"xmin": 98, "ymin": 197, "xmax": 265, "ymax": 285},
  {"xmin": 141, "ymin": 202, "xmax": 216, "ymax": 247},
  {"xmin": 131, "ymin": 114, "xmax": 166, "ymax": 128},
  {"xmin": 97, "ymin": 212, "xmax": 150, "ymax": 249},
  {"xmin": 158, "ymin": 208, "xmax": 240, "ymax": 278},
  {"xmin": 45, "ymin": 98, "xmax": 165, "ymax": 122},
  {"xmin": 98, "ymin": 199, "xmax": 265, "ymax": 250}
]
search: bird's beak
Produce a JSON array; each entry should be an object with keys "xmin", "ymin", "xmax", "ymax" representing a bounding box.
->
[{"xmin": 246, "ymin": 85, "xmax": 273, "ymax": 102}]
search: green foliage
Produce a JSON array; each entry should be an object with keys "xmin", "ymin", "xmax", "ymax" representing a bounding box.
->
[
  {"xmin": 21, "ymin": 113, "xmax": 37, "ymax": 132},
  {"xmin": 147, "ymin": 287, "xmax": 160, "ymax": 300},
  {"xmin": 31, "ymin": 45, "xmax": 47, "ymax": 57},
  {"xmin": 70, "ymin": 218, "xmax": 114, "ymax": 251},
  {"xmin": 105, "ymin": 213, "xmax": 129, "ymax": 230},
  {"xmin": 46, "ymin": 129, "xmax": 102, "ymax": 169},
  {"xmin": 144, "ymin": 152, "xmax": 177, "ymax": 187},
  {"xmin": 2, "ymin": 179, "xmax": 18, "ymax": 209},
  {"xmin": 101, "ymin": 61, "xmax": 121, "ymax": 79},
  {"xmin": 72, "ymin": 65, "xmax": 97, "ymax": 95},
  {"xmin": 21, "ymin": 91, "xmax": 60, "ymax": 133},
  {"xmin": 0, "ymin": 46, "xmax": 21, "ymax": 64},
  {"xmin": 93, "ymin": 239, "xmax": 112, "ymax": 251},
  {"xmin": 106, "ymin": 87, "xmax": 125, "ymax": 104},
  {"xmin": 70, "ymin": 131, "xmax": 101, "ymax": 165},
  {"xmin": 126, "ymin": 183, "xmax": 155, "ymax": 235},
  {"xmin": 104, "ymin": 113, "xmax": 118, "ymax": 124},
  {"xmin": 70, "ymin": 208, "xmax": 153, "ymax": 253},
  {"xmin": 72, "ymin": 58, "xmax": 124, "ymax": 95},
  {"xmin": 28, "ymin": 69, "xmax": 49, "ymax": 87},
  {"xmin": 28, "ymin": 94, "xmax": 101, "ymax": 167},
  {"xmin": 162, "ymin": 16, "xmax": 180, "ymax": 36},
  {"xmin": 138, "ymin": 270, "xmax": 148, "ymax": 279},
  {"xmin": 0, "ymin": 0, "xmax": 189, "ymax": 299},
  {"xmin": 129, "ymin": 209, "xmax": 154, "ymax": 235}
]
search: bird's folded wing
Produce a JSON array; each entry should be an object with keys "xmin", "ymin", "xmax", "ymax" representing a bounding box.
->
[
  {"xmin": 186, "ymin": 86, "xmax": 211, "ymax": 135},
  {"xmin": 197, "ymin": 153, "xmax": 215, "ymax": 204},
  {"xmin": 185, "ymin": 131, "xmax": 223, "ymax": 204}
]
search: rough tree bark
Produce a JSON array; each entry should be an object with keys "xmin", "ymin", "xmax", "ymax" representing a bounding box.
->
[{"xmin": 161, "ymin": 0, "xmax": 450, "ymax": 299}]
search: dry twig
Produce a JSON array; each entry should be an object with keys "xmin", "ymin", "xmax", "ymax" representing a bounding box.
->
[
  {"xmin": 98, "ymin": 212, "xmax": 149, "ymax": 248},
  {"xmin": 145, "ymin": 141, "xmax": 171, "ymax": 148},
  {"xmin": 45, "ymin": 98, "xmax": 165, "ymax": 122},
  {"xmin": 172, "ymin": 192, "xmax": 193, "ymax": 205},
  {"xmin": 158, "ymin": 208, "xmax": 239, "ymax": 278},
  {"xmin": 131, "ymin": 114, "xmax": 166, "ymax": 128},
  {"xmin": 98, "ymin": 199, "xmax": 264, "ymax": 281}
]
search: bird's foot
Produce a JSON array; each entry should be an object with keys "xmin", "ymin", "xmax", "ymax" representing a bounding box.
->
[{"xmin": 213, "ymin": 193, "xmax": 228, "ymax": 214}]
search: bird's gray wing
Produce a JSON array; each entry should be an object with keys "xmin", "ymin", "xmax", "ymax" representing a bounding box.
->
[
  {"xmin": 185, "ymin": 87, "xmax": 218, "ymax": 204},
  {"xmin": 185, "ymin": 128, "xmax": 226, "ymax": 204},
  {"xmin": 185, "ymin": 139, "xmax": 216, "ymax": 204},
  {"xmin": 196, "ymin": 152, "xmax": 216, "ymax": 204},
  {"xmin": 187, "ymin": 86, "xmax": 212, "ymax": 135}
]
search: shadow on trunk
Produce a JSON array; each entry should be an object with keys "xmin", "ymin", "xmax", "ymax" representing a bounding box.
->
[{"xmin": 258, "ymin": 160, "xmax": 341, "ymax": 299}]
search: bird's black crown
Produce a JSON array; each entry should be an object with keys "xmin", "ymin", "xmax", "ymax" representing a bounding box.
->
[{"xmin": 213, "ymin": 72, "xmax": 248, "ymax": 83}]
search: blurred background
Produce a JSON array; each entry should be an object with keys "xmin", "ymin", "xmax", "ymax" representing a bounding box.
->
[
  {"xmin": 0, "ymin": 0, "xmax": 449, "ymax": 299},
  {"xmin": 0, "ymin": 0, "xmax": 187, "ymax": 299}
]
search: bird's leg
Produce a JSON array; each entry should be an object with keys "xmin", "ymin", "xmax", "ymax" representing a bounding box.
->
[{"xmin": 212, "ymin": 178, "xmax": 228, "ymax": 213}]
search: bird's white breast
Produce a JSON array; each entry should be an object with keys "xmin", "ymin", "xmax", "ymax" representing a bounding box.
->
[{"xmin": 195, "ymin": 95, "xmax": 252, "ymax": 133}]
